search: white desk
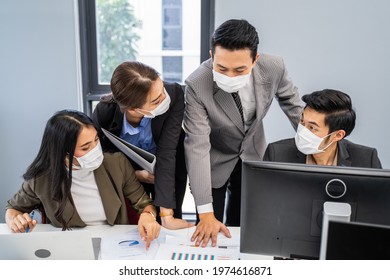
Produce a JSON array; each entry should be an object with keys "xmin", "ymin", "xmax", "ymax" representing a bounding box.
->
[{"xmin": 0, "ymin": 224, "xmax": 271, "ymax": 260}]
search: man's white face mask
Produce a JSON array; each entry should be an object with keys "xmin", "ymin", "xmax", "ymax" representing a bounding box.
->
[
  {"xmin": 212, "ymin": 70, "xmax": 251, "ymax": 93},
  {"xmin": 295, "ymin": 124, "xmax": 336, "ymax": 155}
]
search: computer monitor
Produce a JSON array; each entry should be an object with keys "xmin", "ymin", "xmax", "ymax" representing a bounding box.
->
[
  {"xmin": 240, "ymin": 161, "xmax": 390, "ymax": 259},
  {"xmin": 326, "ymin": 220, "xmax": 390, "ymax": 260}
]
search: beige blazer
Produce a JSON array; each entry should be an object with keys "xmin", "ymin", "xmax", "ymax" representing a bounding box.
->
[
  {"xmin": 6, "ymin": 152, "xmax": 152, "ymax": 227},
  {"xmin": 183, "ymin": 54, "xmax": 304, "ymax": 206}
]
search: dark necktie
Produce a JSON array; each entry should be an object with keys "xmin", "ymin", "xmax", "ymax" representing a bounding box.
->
[{"xmin": 232, "ymin": 92, "xmax": 244, "ymax": 126}]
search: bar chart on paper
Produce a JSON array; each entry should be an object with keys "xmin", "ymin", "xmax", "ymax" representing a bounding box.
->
[
  {"xmin": 171, "ymin": 252, "xmax": 233, "ymax": 260},
  {"xmin": 155, "ymin": 244, "xmax": 239, "ymax": 260},
  {"xmin": 172, "ymin": 252, "xmax": 215, "ymax": 260}
]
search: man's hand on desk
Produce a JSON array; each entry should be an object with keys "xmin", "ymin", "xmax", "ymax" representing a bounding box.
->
[
  {"xmin": 138, "ymin": 206, "xmax": 161, "ymax": 250},
  {"xmin": 191, "ymin": 212, "xmax": 231, "ymax": 247},
  {"xmin": 160, "ymin": 207, "xmax": 194, "ymax": 230}
]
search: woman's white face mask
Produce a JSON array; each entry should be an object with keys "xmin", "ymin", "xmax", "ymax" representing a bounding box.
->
[
  {"xmin": 136, "ymin": 88, "xmax": 171, "ymax": 118},
  {"xmin": 212, "ymin": 70, "xmax": 251, "ymax": 93},
  {"xmin": 73, "ymin": 141, "xmax": 104, "ymax": 171},
  {"xmin": 295, "ymin": 124, "xmax": 336, "ymax": 155}
]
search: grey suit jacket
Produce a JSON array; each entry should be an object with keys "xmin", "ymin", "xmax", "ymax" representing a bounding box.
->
[
  {"xmin": 263, "ymin": 138, "xmax": 382, "ymax": 168},
  {"xmin": 183, "ymin": 54, "xmax": 304, "ymax": 206}
]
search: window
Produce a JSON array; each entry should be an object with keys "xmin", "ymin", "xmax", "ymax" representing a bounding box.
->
[
  {"xmin": 78, "ymin": 0, "xmax": 215, "ymax": 218},
  {"xmin": 162, "ymin": 0, "xmax": 182, "ymax": 50},
  {"xmin": 79, "ymin": 0, "xmax": 214, "ymax": 115},
  {"xmin": 162, "ymin": 56, "xmax": 182, "ymax": 83}
]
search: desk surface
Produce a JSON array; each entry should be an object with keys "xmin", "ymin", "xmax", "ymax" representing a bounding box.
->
[{"xmin": 0, "ymin": 224, "xmax": 271, "ymax": 260}]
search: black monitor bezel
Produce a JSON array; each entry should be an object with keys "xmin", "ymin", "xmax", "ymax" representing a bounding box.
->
[{"xmin": 240, "ymin": 160, "xmax": 390, "ymax": 259}]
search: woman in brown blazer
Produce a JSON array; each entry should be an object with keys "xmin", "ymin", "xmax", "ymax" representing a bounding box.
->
[{"xmin": 5, "ymin": 110, "xmax": 160, "ymax": 249}]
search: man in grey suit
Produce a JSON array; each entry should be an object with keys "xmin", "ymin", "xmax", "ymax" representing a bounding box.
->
[
  {"xmin": 183, "ymin": 19, "xmax": 304, "ymax": 247},
  {"xmin": 263, "ymin": 89, "xmax": 382, "ymax": 168}
]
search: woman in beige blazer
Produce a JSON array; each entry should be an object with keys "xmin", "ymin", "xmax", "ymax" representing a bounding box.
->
[{"xmin": 5, "ymin": 110, "xmax": 160, "ymax": 249}]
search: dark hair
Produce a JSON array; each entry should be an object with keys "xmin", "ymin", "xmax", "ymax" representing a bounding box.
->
[
  {"xmin": 23, "ymin": 110, "xmax": 97, "ymax": 230},
  {"xmin": 110, "ymin": 61, "xmax": 160, "ymax": 110},
  {"xmin": 302, "ymin": 89, "xmax": 356, "ymax": 137},
  {"xmin": 211, "ymin": 19, "xmax": 259, "ymax": 62}
]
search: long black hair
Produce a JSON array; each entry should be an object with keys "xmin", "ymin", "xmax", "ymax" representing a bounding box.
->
[{"xmin": 23, "ymin": 110, "xmax": 96, "ymax": 230}]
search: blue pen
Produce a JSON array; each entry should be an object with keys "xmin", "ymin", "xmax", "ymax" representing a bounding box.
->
[{"xmin": 26, "ymin": 210, "xmax": 35, "ymax": 233}]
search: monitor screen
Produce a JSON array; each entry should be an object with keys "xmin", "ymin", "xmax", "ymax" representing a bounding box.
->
[
  {"xmin": 240, "ymin": 161, "xmax": 390, "ymax": 259},
  {"xmin": 326, "ymin": 220, "xmax": 390, "ymax": 260}
]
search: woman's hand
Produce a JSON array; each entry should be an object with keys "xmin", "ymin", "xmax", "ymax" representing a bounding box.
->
[
  {"xmin": 5, "ymin": 209, "xmax": 37, "ymax": 233},
  {"xmin": 160, "ymin": 207, "xmax": 194, "ymax": 230},
  {"xmin": 137, "ymin": 206, "xmax": 160, "ymax": 250},
  {"xmin": 135, "ymin": 170, "xmax": 155, "ymax": 184}
]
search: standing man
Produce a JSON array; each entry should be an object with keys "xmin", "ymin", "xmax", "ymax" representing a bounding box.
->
[{"xmin": 183, "ymin": 19, "xmax": 304, "ymax": 246}]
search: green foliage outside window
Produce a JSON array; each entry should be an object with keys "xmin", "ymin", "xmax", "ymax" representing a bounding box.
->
[{"xmin": 97, "ymin": 0, "xmax": 141, "ymax": 83}]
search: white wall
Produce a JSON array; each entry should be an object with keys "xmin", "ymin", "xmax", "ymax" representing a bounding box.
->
[
  {"xmin": 0, "ymin": 0, "xmax": 81, "ymax": 222},
  {"xmin": 215, "ymin": 0, "xmax": 390, "ymax": 168}
]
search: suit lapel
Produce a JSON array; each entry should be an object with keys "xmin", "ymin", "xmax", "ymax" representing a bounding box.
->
[
  {"xmin": 109, "ymin": 106, "xmax": 125, "ymax": 135},
  {"xmin": 337, "ymin": 140, "xmax": 352, "ymax": 166},
  {"xmin": 243, "ymin": 63, "xmax": 272, "ymax": 153},
  {"xmin": 151, "ymin": 81, "xmax": 171, "ymax": 140},
  {"xmin": 252, "ymin": 63, "xmax": 272, "ymax": 122},
  {"xmin": 213, "ymin": 83, "xmax": 245, "ymax": 134},
  {"xmin": 62, "ymin": 200, "xmax": 86, "ymax": 227},
  {"xmin": 296, "ymin": 151, "xmax": 307, "ymax": 163},
  {"xmin": 94, "ymin": 164, "xmax": 122, "ymax": 225}
]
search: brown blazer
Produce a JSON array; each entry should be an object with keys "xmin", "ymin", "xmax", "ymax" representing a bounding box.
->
[{"xmin": 6, "ymin": 152, "xmax": 152, "ymax": 227}]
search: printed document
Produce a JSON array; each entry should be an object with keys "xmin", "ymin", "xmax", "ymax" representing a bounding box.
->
[{"xmin": 100, "ymin": 228, "xmax": 159, "ymax": 260}]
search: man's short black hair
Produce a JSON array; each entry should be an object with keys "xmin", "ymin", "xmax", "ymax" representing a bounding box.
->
[
  {"xmin": 211, "ymin": 19, "xmax": 259, "ymax": 62},
  {"xmin": 302, "ymin": 89, "xmax": 356, "ymax": 137}
]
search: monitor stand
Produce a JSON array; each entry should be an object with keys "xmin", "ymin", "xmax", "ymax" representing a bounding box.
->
[{"xmin": 319, "ymin": 201, "xmax": 351, "ymax": 260}]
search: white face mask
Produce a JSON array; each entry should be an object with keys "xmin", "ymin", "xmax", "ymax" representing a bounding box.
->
[
  {"xmin": 295, "ymin": 123, "xmax": 335, "ymax": 155},
  {"xmin": 137, "ymin": 88, "xmax": 171, "ymax": 118},
  {"xmin": 212, "ymin": 69, "xmax": 251, "ymax": 93},
  {"xmin": 73, "ymin": 141, "xmax": 104, "ymax": 171}
]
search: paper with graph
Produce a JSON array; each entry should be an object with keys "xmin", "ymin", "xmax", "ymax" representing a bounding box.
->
[
  {"xmin": 100, "ymin": 228, "xmax": 159, "ymax": 260},
  {"xmin": 154, "ymin": 243, "xmax": 239, "ymax": 260}
]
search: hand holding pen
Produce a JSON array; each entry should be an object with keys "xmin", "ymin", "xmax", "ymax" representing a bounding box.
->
[
  {"xmin": 5, "ymin": 209, "xmax": 37, "ymax": 233},
  {"xmin": 25, "ymin": 210, "xmax": 35, "ymax": 233}
]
